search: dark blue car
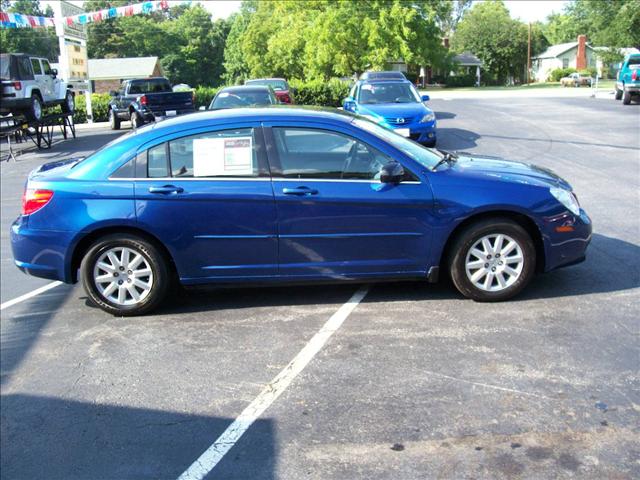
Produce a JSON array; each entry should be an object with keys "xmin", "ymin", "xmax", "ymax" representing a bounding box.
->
[
  {"xmin": 343, "ymin": 78, "xmax": 437, "ymax": 146},
  {"xmin": 11, "ymin": 108, "xmax": 592, "ymax": 315}
]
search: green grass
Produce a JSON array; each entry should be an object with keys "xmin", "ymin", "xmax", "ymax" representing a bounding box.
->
[{"xmin": 425, "ymin": 80, "xmax": 616, "ymax": 92}]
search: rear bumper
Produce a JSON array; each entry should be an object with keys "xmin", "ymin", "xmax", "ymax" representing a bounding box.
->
[
  {"xmin": 624, "ymin": 84, "xmax": 640, "ymax": 93},
  {"xmin": 0, "ymin": 97, "xmax": 32, "ymax": 112},
  {"xmin": 141, "ymin": 107, "xmax": 195, "ymax": 121},
  {"xmin": 10, "ymin": 218, "xmax": 75, "ymax": 283}
]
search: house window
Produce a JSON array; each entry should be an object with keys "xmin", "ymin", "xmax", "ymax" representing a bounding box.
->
[{"xmin": 562, "ymin": 58, "xmax": 569, "ymax": 69}]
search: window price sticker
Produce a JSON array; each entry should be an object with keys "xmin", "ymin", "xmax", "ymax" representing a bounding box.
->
[{"xmin": 193, "ymin": 136, "xmax": 253, "ymax": 177}]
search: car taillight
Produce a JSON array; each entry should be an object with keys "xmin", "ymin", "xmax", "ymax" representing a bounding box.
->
[
  {"xmin": 13, "ymin": 81, "xmax": 22, "ymax": 90},
  {"xmin": 633, "ymin": 70, "xmax": 638, "ymax": 81},
  {"xmin": 139, "ymin": 95, "xmax": 148, "ymax": 106},
  {"xmin": 280, "ymin": 93, "xmax": 291, "ymax": 104},
  {"xmin": 22, "ymin": 189, "xmax": 54, "ymax": 215}
]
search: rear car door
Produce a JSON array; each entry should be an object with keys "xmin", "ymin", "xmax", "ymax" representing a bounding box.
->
[
  {"xmin": 133, "ymin": 124, "xmax": 278, "ymax": 283},
  {"xmin": 264, "ymin": 123, "xmax": 434, "ymax": 279}
]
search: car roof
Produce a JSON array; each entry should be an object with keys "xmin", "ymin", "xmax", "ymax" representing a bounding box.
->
[
  {"xmin": 246, "ymin": 78, "xmax": 287, "ymax": 82},
  {"xmin": 218, "ymin": 85, "xmax": 273, "ymax": 93},
  {"xmin": 360, "ymin": 71, "xmax": 407, "ymax": 80},
  {"xmin": 358, "ymin": 78, "xmax": 413, "ymax": 86}
]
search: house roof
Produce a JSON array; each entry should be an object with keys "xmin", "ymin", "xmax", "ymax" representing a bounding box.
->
[
  {"xmin": 453, "ymin": 52, "xmax": 482, "ymax": 66},
  {"xmin": 88, "ymin": 56, "xmax": 161, "ymax": 80},
  {"xmin": 533, "ymin": 41, "xmax": 596, "ymax": 60}
]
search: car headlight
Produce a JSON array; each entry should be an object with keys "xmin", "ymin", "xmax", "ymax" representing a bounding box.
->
[
  {"xmin": 420, "ymin": 113, "xmax": 435, "ymax": 123},
  {"xmin": 550, "ymin": 187, "xmax": 580, "ymax": 215}
]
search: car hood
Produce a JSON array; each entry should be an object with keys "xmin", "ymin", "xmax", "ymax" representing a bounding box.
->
[
  {"xmin": 451, "ymin": 153, "xmax": 573, "ymax": 190},
  {"xmin": 357, "ymin": 102, "xmax": 429, "ymax": 120}
]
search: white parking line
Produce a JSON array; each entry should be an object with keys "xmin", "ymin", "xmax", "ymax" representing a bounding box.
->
[
  {"xmin": 0, "ymin": 281, "xmax": 63, "ymax": 311},
  {"xmin": 177, "ymin": 286, "xmax": 369, "ymax": 480}
]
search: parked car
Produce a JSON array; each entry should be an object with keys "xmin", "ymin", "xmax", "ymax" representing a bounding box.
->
[
  {"xmin": 108, "ymin": 77, "xmax": 195, "ymax": 130},
  {"xmin": 342, "ymin": 78, "xmax": 437, "ymax": 146},
  {"xmin": 209, "ymin": 85, "xmax": 278, "ymax": 110},
  {"xmin": 0, "ymin": 53, "xmax": 74, "ymax": 121},
  {"xmin": 11, "ymin": 108, "xmax": 592, "ymax": 315},
  {"xmin": 359, "ymin": 71, "xmax": 407, "ymax": 81},
  {"xmin": 560, "ymin": 72, "xmax": 592, "ymax": 87},
  {"xmin": 245, "ymin": 78, "xmax": 294, "ymax": 104},
  {"xmin": 615, "ymin": 53, "xmax": 640, "ymax": 105}
]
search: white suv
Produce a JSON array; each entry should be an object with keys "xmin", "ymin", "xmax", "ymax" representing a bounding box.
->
[{"xmin": 0, "ymin": 53, "xmax": 74, "ymax": 121}]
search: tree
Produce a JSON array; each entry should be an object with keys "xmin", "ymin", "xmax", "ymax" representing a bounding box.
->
[
  {"xmin": 0, "ymin": 0, "xmax": 59, "ymax": 60},
  {"xmin": 452, "ymin": 1, "xmax": 528, "ymax": 84}
]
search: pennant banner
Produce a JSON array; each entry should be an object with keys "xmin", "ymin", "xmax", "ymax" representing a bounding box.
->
[
  {"xmin": 0, "ymin": 1, "xmax": 170, "ymax": 29},
  {"xmin": 0, "ymin": 11, "xmax": 55, "ymax": 29},
  {"xmin": 64, "ymin": 0, "xmax": 169, "ymax": 26}
]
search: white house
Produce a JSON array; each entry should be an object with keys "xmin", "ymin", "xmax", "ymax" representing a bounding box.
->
[{"xmin": 532, "ymin": 35, "xmax": 597, "ymax": 82}]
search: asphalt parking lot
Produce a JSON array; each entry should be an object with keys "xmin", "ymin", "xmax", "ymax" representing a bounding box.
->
[{"xmin": 1, "ymin": 96, "xmax": 639, "ymax": 479}]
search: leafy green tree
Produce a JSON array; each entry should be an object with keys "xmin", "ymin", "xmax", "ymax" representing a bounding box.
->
[{"xmin": 452, "ymin": 1, "xmax": 528, "ymax": 84}]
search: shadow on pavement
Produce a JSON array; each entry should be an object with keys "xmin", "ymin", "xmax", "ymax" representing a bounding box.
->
[
  {"xmin": 436, "ymin": 127, "xmax": 481, "ymax": 151},
  {"xmin": 481, "ymin": 133, "xmax": 639, "ymax": 151},
  {"xmin": 0, "ymin": 394, "xmax": 276, "ymax": 480},
  {"xmin": 434, "ymin": 111, "xmax": 456, "ymax": 120},
  {"xmin": 0, "ymin": 285, "xmax": 73, "ymax": 386},
  {"xmin": 10, "ymin": 130, "xmax": 125, "ymax": 161}
]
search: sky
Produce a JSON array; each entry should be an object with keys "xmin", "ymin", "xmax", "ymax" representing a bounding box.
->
[{"xmin": 39, "ymin": 0, "xmax": 571, "ymax": 23}]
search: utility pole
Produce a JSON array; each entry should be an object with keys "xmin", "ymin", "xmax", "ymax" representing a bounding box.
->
[{"xmin": 527, "ymin": 22, "xmax": 532, "ymax": 84}]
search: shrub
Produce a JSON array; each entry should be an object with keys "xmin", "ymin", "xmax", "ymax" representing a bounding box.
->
[
  {"xmin": 193, "ymin": 86, "xmax": 220, "ymax": 109},
  {"xmin": 72, "ymin": 93, "xmax": 111, "ymax": 124},
  {"xmin": 549, "ymin": 67, "xmax": 576, "ymax": 82},
  {"xmin": 578, "ymin": 67, "xmax": 597, "ymax": 78},
  {"xmin": 289, "ymin": 78, "xmax": 351, "ymax": 107},
  {"xmin": 444, "ymin": 73, "xmax": 477, "ymax": 87}
]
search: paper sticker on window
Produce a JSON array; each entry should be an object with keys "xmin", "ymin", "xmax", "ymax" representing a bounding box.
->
[{"xmin": 193, "ymin": 136, "xmax": 253, "ymax": 177}]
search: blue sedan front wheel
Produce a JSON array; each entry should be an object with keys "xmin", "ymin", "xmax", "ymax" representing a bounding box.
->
[{"xmin": 449, "ymin": 218, "xmax": 536, "ymax": 302}]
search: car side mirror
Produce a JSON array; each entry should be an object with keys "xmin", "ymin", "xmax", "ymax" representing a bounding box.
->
[
  {"xmin": 421, "ymin": 94, "xmax": 430, "ymax": 102},
  {"xmin": 51, "ymin": 68, "xmax": 58, "ymax": 77},
  {"xmin": 343, "ymin": 99, "xmax": 356, "ymax": 112},
  {"xmin": 109, "ymin": 90, "xmax": 118, "ymax": 97},
  {"xmin": 379, "ymin": 161, "xmax": 405, "ymax": 184}
]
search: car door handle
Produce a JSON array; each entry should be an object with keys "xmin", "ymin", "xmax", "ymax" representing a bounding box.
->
[
  {"xmin": 282, "ymin": 186, "xmax": 319, "ymax": 196},
  {"xmin": 148, "ymin": 185, "xmax": 184, "ymax": 195}
]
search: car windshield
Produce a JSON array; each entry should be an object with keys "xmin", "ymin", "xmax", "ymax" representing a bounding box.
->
[
  {"xmin": 129, "ymin": 79, "xmax": 172, "ymax": 94},
  {"xmin": 353, "ymin": 118, "xmax": 442, "ymax": 169},
  {"xmin": 358, "ymin": 83, "xmax": 421, "ymax": 104},
  {"xmin": 211, "ymin": 90, "xmax": 274, "ymax": 109},
  {"xmin": 246, "ymin": 79, "xmax": 287, "ymax": 91}
]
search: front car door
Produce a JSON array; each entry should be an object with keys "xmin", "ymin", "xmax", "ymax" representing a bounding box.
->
[
  {"xmin": 38, "ymin": 59, "xmax": 56, "ymax": 101},
  {"xmin": 264, "ymin": 122, "xmax": 435, "ymax": 279},
  {"xmin": 132, "ymin": 124, "xmax": 278, "ymax": 283}
]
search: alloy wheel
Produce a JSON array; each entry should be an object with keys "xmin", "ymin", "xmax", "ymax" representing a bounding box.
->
[
  {"xmin": 464, "ymin": 233, "xmax": 524, "ymax": 292},
  {"xmin": 93, "ymin": 246, "xmax": 154, "ymax": 306}
]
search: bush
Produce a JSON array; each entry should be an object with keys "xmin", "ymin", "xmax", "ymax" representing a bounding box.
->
[
  {"xmin": 444, "ymin": 73, "xmax": 477, "ymax": 87},
  {"xmin": 72, "ymin": 93, "xmax": 112, "ymax": 124},
  {"xmin": 549, "ymin": 67, "xmax": 576, "ymax": 82},
  {"xmin": 578, "ymin": 67, "xmax": 597, "ymax": 78},
  {"xmin": 193, "ymin": 86, "xmax": 220, "ymax": 109},
  {"xmin": 289, "ymin": 78, "xmax": 350, "ymax": 107}
]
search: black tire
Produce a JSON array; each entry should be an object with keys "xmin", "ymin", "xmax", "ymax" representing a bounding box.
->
[
  {"xmin": 615, "ymin": 88, "xmax": 623, "ymax": 100},
  {"xmin": 109, "ymin": 108, "xmax": 121, "ymax": 130},
  {"xmin": 81, "ymin": 234, "xmax": 169, "ymax": 316},
  {"xmin": 622, "ymin": 89, "xmax": 631, "ymax": 105},
  {"xmin": 130, "ymin": 110, "xmax": 144, "ymax": 129},
  {"xmin": 61, "ymin": 90, "xmax": 74, "ymax": 113},
  {"xmin": 449, "ymin": 218, "xmax": 536, "ymax": 302},
  {"xmin": 25, "ymin": 93, "xmax": 43, "ymax": 121}
]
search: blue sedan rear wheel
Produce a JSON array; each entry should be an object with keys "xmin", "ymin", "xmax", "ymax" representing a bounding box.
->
[
  {"xmin": 449, "ymin": 218, "xmax": 536, "ymax": 302},
  {"xmin": 81, "ymin": 234, "xmax": 169, "ymax": 316}
]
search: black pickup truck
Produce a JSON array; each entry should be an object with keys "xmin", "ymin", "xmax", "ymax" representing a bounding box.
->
[{"xmin": 108, "ymin": 77, "xmax": 195, "ymax": 129}]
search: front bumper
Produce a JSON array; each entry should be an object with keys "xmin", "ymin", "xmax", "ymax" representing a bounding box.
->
[
  {"xmin": 11, "ymin": 218, "xmax": 75, "ymax": 283},
  {"xmin": 543, "ymin": 209, "xmax": 592, "ymax": 272},
  {"xmin": 390, "ymin": 120, "xmax": 437, "ymax": 144}
]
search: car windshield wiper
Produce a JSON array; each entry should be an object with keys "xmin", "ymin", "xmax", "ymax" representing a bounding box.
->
[{"xmin": 431, "ymin": 150, "xmax": 458, "ymax": 171}]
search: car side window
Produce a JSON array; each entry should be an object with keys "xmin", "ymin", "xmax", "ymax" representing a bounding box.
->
[
  {"xmin": 41, "ymin": 60, "xmax": 52, "ymax": 75},
  {"xmin": 31, "ymin": 58, "xmax": 42, "ymax": 75},
  {"xmin": 272, "ymin": 127, "xmax": 412, "ymax": 181},
  {"xmin": 142, "ymin": 128, "xmax": 260, "ymax": 178}
]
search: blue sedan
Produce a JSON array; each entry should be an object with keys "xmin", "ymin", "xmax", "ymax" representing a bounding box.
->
[
  {"xmin": 343, "ymin": 79, "xmax": 437, "ymax": 146},
  {"xmin": 11, "ymin": 108, "xmax": 592, "ymax": 315}
]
